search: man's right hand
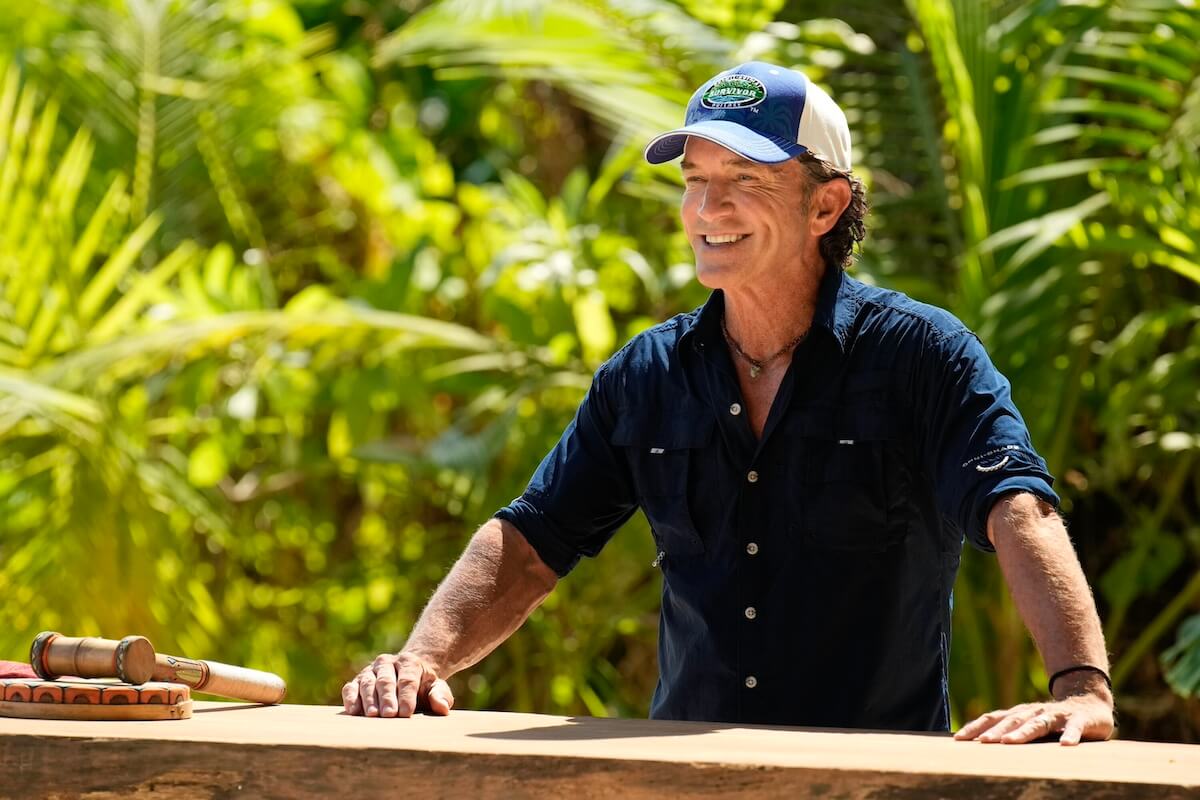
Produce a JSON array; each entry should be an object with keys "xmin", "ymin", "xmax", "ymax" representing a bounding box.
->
[
  {"xmin": 340, "ymin": 519, "xmax": 553, "ymax": 717},
  {"xmin": 341, "ymin": 652, "xmax": 455, "ymax": 717}
]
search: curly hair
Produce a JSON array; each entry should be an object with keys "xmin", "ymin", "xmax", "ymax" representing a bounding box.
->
[{"xmin": 795, "ymin": 153, "xmax": 868, "ymax": 270}]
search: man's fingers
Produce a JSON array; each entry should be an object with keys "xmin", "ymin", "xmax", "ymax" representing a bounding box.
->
[
  {"xmin": 374, "ymin": 660, "xmax": 400, "ymax": 718},
  {"xmin": 357, "ymin": 668, "xmax": 379, "ymax": 717},
  {"xmin": 1000, "ymin": 712, "xmax": 1057, "ymax": 744},
  {"xmin": 976, "ymin": 715, "xmax": 1021, "ymax": 743},
  {"xmin": 344, "ymin": 653, "xmax": 456, "ymax": 719},
  {"xmin": 954, "ymin": 710, "xmax": 1004, "ymax": 740},
  {"xmin": 1061, "ymin": 708, "xmax": 1114, "ymax": 746},
  {"xmin": 978, "ymin": 710, "xmax": 1038, "ymax": 743},
  {"xmin": 958, "ymin": 699, "xmax": 1114, "ymax": 745},
  {"xmin": 394, "ymin": 657, "xmax": 424, "ymax": 718},
  {"xmin": 955, "ymin": 707, "xmax": 1019, "ymax": 741},
  {"xmin": 341, "ymin": 679, "xmax": 363, "ymax": 715},
  {"xmin": 426, "ymin": 678, "xmax": 455, "ymax": 715},
  {"xmin": 1059, "ymin": 716, "xmax": 1084, "ymax": 746}
]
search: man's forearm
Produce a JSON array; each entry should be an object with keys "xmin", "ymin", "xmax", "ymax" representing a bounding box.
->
[
  {"xmin": 987, "ymin": 493, "xmax": 1112, "ymax": 703},
  {"xmin": 955, "ymin": 492, "xmax": 1115, "ymax": 743},
  {"xmin": 402, "ymin": 517, "xmax": 558, "ymax": 678}
]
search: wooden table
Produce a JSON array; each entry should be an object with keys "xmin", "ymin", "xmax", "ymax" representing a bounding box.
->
[{"xmin": 2, "ymin": 702, "xmax": 1197, "ymax": 798}]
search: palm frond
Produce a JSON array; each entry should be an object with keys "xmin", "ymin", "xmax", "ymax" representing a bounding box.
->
[
  {"xmin": 19, "ymin": 0, "xmax": 336, "ymax": 249},
  {"xmin": 376, "ymin": 0, "xmax": 731, "ymax": 141}
]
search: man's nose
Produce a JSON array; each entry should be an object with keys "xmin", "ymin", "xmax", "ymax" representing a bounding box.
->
[{"xmin": 697, "ymin": 181, "xmax": 734, "ymax": 221}]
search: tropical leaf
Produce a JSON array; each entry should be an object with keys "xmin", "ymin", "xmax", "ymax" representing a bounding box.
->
[
  {"xmin": 17, "ymin": 0, "xmax": 337, "ymax": 251},
  {"xmin": 0, "ymin": 61, "xmax": 549, "ymax": 689},
  {"xmin": 376, "ymin": 0, "xmax": 719, "ymax": 143},
  {"xmin": 1162, "ymin": 613, "xmax": 1200, "ymax": 699}
]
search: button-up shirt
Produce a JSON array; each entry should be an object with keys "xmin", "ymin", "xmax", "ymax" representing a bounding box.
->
[{"xmin": 495, "ymin": 266, "xmax": 1058, "ymax": 731}]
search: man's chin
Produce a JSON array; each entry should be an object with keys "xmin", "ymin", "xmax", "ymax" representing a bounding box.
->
[{"xmin": 692, "ymin": 261, "xmax": 739, "ymax": 291}]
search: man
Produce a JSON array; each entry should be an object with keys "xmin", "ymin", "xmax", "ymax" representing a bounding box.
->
[{"xmin": 343, "ymin": 62, "xmax": 1115, "ymax": 745}]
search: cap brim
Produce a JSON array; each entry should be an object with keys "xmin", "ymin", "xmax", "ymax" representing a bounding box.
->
[{"xmin": 643, "ymin": 119, "xmax": 807, "ymax": 165}]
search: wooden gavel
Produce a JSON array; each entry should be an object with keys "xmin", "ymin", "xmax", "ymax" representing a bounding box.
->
[{"xmin": 30, "ymin": 632, "xmax": 287, "ymax": 705}]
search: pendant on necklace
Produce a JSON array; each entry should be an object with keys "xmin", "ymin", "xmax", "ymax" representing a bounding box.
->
[{"xmin": 749, "ymin": 364, "xmax": 761, "ymax": 379}]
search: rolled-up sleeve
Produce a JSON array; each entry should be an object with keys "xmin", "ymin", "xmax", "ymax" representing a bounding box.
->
[
  {"xmin": 493, "ymin": 361, "xmax": 638, "ymax": 576},
  {"xmin": 918, "ymin": 329, "xmax": 1059, "ymax": 552}
]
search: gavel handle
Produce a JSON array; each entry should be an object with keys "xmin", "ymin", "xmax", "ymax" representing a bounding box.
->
[{"xmin": 153, "ymin": 654, "xmax": 286, "ymax": 705}]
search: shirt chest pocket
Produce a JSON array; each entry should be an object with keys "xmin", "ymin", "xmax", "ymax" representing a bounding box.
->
[
  {"xmin": 612, "ymin": 410, "xmax": 713, "ymax": 556},
  {"xmin": 793, "ymin": 404, "xmax": 908, "ymax": 553}
]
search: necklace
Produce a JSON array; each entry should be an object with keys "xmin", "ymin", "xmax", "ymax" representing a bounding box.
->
[{"xmin": 721, "ymin": 315, "xmax": 808, "ymax": 379}]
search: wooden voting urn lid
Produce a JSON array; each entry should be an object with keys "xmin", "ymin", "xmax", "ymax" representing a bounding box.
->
[{"xmin": 0, "ymin": 679, "xmax": 192, "ymax": 721}]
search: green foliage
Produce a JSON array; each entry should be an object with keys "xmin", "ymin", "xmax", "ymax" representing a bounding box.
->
[
  {"xmin": 1163, "ymin": 612, "xmax": 1200, "ymax": 699},
  {"xmin": 0, "ymin": 0, "xmax": 1197, "ymax": 741},
  {"xmin": 0, "ymin": 53, "xmax": 590, "ymax": 704}
]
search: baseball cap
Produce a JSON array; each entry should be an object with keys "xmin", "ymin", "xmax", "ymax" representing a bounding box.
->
[{"xmin": 644, "ymin": 61, "xmax": 852, "ymax": 171}]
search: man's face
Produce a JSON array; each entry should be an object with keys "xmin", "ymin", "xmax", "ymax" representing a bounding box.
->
[{"xmin": 680, "ymin": 137, "xmax": 811, "ymax": 292}]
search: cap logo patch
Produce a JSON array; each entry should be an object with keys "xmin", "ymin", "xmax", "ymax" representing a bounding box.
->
[{"xmin": 701, "ymin": 74, "xmax": 767, "ymax": 110}]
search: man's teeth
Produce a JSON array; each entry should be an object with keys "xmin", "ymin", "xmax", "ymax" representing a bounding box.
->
[{"xmin": 705, "ymin": 234, "xmax": 747, "ymax": 244}]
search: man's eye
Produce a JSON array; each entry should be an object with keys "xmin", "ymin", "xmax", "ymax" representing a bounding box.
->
[
  {"xmin": 685, "ymin": 176, "xmax": 705, "ymax": 183},
  {"xmin": 737, "ymin": 174, "xmax": 755, "ymax": 182}
]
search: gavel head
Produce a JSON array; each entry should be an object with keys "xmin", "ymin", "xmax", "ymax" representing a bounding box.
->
[{"xmin": 30, "ymin": 631, "xmax": 156, "ymax": 684}]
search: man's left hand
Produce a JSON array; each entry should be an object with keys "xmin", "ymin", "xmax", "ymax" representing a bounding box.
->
[{"xmin": 954, "ymin": 693, "xmax": 1115, "ymax": 745}]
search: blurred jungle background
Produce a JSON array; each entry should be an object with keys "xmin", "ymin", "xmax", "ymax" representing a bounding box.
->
[{"xmin": 0, "ymin": 0, "xmax": 1197, "ymax": 742}]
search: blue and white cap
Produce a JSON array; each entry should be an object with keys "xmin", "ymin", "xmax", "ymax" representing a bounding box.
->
[{"xmin": 644, "ymin": 61, "xmax": 852, "ymax": 171}]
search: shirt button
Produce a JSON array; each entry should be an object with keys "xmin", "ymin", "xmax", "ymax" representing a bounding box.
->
[
  {"xmin": 746, "ymin": 542, "xmax": 759, "ymax": 555},
  {"xmin": 744, "ymin": 676, "xmax": 758, "ymax": 689},
  {"xmin": 729, "ymin": 402, "xmax": 742, "ymax": 416},
  {"xmin": 744, "ymin": 606, "xmax": 757, "ymax": 620},
  {"xmin": 747, "ymin": 470, "xmax": 759, "ymax": 483}
]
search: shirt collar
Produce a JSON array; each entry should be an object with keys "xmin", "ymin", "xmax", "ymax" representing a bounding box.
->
[
  {"xmin": 682, "ymin": 289, "xmax": 726, "ymax": 353},
  {"xmin": 681, "ymin": 266, "xmax": 852, "ymax": 354},
  {"xmin": 815, "ymin": 264, "xmax": 852, "ymax": 353}
]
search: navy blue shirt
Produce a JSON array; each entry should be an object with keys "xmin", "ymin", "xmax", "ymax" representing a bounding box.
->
[{"xmin": 496, "ymin": 267, "xmax": 1058, "ymax": 731}]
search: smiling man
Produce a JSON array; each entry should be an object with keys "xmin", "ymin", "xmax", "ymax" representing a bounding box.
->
[{"xmin": 344, "ymin": 62, "xmax": 1115, "ymax": 745}]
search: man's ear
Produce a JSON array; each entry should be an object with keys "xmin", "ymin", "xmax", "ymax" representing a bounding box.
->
[{"xmin": 808, "ymin": 178, "xmax": 851, "ymax": 236}]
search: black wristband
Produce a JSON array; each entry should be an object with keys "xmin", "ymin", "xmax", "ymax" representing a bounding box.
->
[{"xmin": 1048, "ymin": 664, "xmax": 1112, "ymax": 696}]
